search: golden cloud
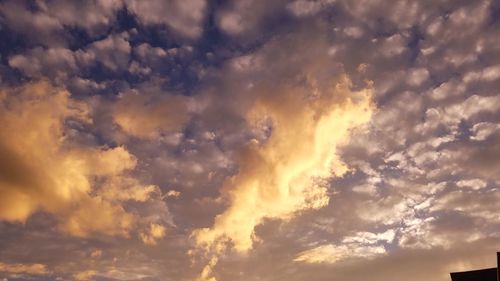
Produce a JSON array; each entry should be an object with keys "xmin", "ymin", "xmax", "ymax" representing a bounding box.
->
[
  {"xmin": 193, "ymin": 76, "xmax": 374, "ymax": 253},
  {"xmin": 0, "ymin": 81, "xmax": 155, "ymax": 237},
  {"xmin": 0, "ymin": 262, "xmax": 48, "ymax": 275},
  {"xmin": 140, "ymin": 222, "xmax": 167, "ymax": 245},
  {"xmin": 73, "ymin": 270, "xmax": 97, "ymax": 281},
  {"xmin": 195, "ymin": 257, "xmax": 218, "ymax": 281},
  {"xmin": 293, "ymin": 244, "xmax": 385, "ymax": 264}
]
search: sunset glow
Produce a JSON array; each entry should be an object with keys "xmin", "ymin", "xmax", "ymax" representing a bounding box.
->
[{"xmin": 0, "ymin": 1, "xmax": 499, "ymax": 281}]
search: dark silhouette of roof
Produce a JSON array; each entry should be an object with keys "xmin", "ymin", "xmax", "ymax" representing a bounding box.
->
[{"xmin": 450, "ymin": 252, "xmax": 499, "ymax": 281}]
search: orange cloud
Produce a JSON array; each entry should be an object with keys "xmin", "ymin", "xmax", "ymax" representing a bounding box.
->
[
  {"xmin": 0, "ymin": 81, "xmax": 156, "ymax": 237},
  {"xmin": 193, "ymin": 76, "xmax": 374, "ymax": 254},
  {"xmin": 140, "ymin": 223, "xmax": 167, "ymax": 245},
  {"xmin": 73, "ymin": 270, "xmax": 97, "ymax": 281},
  {"xmin": 195, "ymin": 257, "xmax": 218, "ymax": 281},
  {"xmin": 0, "ymin": 262, "xmax": 48, "ymax": 275}
]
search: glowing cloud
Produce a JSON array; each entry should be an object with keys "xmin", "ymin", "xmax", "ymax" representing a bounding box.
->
[
  {"xmin": 140, "ymin": 223, "xmax": 167, "ymax": 245},
  {"xmin": 293, "ymin": 244, "xmax": 385, "ymax": 264},
  {"xmin": 294, "ymin": 229, "xmax": 395, "ymax": 264},
  {"xmin": 195, "ymin": 257, "xmax": 218, "ymax": 281},
  {"xmin": 0, "ymin": 81, "xmax": 154, "ymax": 237},
  {"xmin": 73, "ymin": 270, "xmax": 97, "ymax": 281},
  {"xmin": 0, "ymin": 262, "xmax": 48, "ymax": 275},
  {"xmin": 193, "ymin": 76, "xmax": 374, "ymax": 254}
]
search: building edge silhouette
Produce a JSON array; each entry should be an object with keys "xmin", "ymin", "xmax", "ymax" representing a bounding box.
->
[{"xmin": 450, "ymin": 252, "xmax": 499, "ymax": 281}]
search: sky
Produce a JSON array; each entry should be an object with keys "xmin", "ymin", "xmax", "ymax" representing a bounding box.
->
[{"xmin": 0, "ymin": 1, "xmax": 499, "ymax": 281}]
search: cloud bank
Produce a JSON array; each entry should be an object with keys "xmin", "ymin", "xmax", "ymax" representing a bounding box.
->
[{"xmin": 0, "ymin": 1, "xmax": 499, "ymax": 281}]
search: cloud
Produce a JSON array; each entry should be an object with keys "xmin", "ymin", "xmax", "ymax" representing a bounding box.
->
[
  {"xmin": 40, "ymin": 0, "xmax": 122, "ymax": 34},
  {"xmin": 166, "ymin": 190, "xmax": 181, "ymax": 198},
  {"xmin": 286, "ymin": 0, "xmax": 336, "ymax": 17},
  {"xmin": 470, "ymin": 122, "xmax": 499, "ymax": 141},
  {"xmin": 456, "ymin": 179, "xmax": 487, "ymax": 190},
  {"xmin": 113, "ymin": 88, "xmax": 190, "ymax": 139},
  {"xmin": 0, "ymin": 1, "xmax": 64, "ymax": 46},
  {"xmin": 294, "ymin": 244, "xmax": 385, "ymax": 264},
  {"xmin": 295, "ymin": 229, "xmax": 394, "ymax": 264},
  {"xmin": 215, "ymin": 0, "xmax": 285, "ymax": 37},
  {"xmin": 81, "ymin": 32, "xmax": 131, "ymax": 72},
  {"xmin": 0, "ymin": 1, "xmax": 122, "ymax": 46},
  {"xmin": 428, "ymin": 79, "xmax": 466, "ymax": 101},
  {"xmin": 0, "ymin": 81, "xmax": 154, "ymax": 237},
  {"xmin": 8, "ymin": 32, "xmax": 132, "ymax": 80},
  {"xmin": 126, "ymin": 0, "xmax": 207, "ymax": 39},
  {"xmin": 0, "ymin": 262, "xmax": 48, "ymax": 275},
  {"xmin": 90, "ymin": 249, "xmax": 103, "ymax": 259},
  {"xmin": 73, "ymin": 270, "xmax": 97, "ymax": 281},
  {"xmin": 406, "ymin": 68, "xmax": 429, "ymax": 87},
  {"xmin": 193, "ymin": 76, "xmax": 374, "ymax": 253},
  {"xmin": 1, "ymin": 1, "xmax": 499, "ymax": 281},
  {"xmin": 196, "ymin": 257, "xmax": 218, "ymax": 281},
  {"xmin": 140, "ymin": 223, "xmax": 167, "ymax": 245},
  {"xmin": 8, "ymin": 47, "xmax": 78, "ymax": 78}
]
